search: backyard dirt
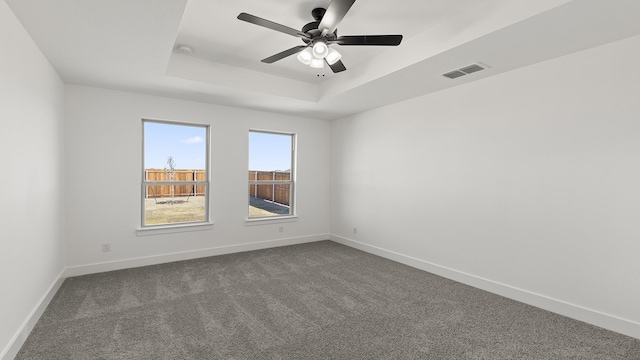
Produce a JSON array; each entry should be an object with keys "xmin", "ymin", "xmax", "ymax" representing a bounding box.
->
[
  {"xmin": 144, "ymin": 196, "xmax": 286, "ymax": 225},
  {"xmin": 144, "ymin": 196, "xmax": 206, "ymax": 225}
]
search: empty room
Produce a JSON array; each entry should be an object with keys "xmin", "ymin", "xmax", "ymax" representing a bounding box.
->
[{"xmin": 2, "ymin": 0, "xmax": 639, "ymax": 358}]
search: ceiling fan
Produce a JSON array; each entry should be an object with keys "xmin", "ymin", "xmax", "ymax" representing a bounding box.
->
[{"xmin": 237, "ymin": 0, "xmax": 403, "ymax": 74}]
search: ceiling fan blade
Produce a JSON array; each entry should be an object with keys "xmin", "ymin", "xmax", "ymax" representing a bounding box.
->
[
  {"xmin": 337, "ymin": 35, "xmax": 403, "ymax": 46},
  {"xmin": 318, "ymin": 0, "xmax": 356, "ymax": 35},
  {"xmin": 261, "ymin": 45, "xmax": 308, "ymax": 64},
  {"xmin": 326, "ymin": 59, "xmax": 347, "ymax": 73},
  {"xmin": 238, "ymin": 13, "xmax": 310, "ymax": 40}
]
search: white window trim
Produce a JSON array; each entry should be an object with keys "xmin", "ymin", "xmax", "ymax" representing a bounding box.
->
[
  {"xmin": 141, "ymin": 119, "xmax": 211, "ymax": 231},
  {"xmin": 248, "ymin": 130, "xmax": 296, "ymax": 220},
  {"xmin": 245, "ymin": 215, "xmax": 298, "ymax": 225},
  {"xmin": 136, "ymin": 222, "xmax": 214, "ymax": 236}
]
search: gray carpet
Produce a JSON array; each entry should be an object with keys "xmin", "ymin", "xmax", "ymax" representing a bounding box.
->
[{"xmin": 16, "ymin": 241, "xmax": 640, "ymax": 359}]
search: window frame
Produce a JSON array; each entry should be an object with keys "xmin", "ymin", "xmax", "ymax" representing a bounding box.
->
[
  {"xmin": 247, "ymin": 129, "xmax": 296, "ymax": 221},
  {"xmin": 140, "ymin": 118, "xmax": 211, "ymax": 229}
]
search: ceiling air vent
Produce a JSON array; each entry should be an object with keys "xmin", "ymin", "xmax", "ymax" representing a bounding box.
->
[
  {"xmin": 442, "ymin": 70, "xmax": 466, "ymax": 79},
  {"xmin": 443, "ymin": 63, "xmax": 487, "ymax": 79}
]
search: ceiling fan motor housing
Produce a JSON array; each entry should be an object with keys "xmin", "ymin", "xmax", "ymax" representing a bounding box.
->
[
  {"xmin": 301, "ymin": 8, "xmax": 337, "ymax": 44},
  {"xmin": 301, "ymin": 21, "xmax": 320, "ymax": 39}
]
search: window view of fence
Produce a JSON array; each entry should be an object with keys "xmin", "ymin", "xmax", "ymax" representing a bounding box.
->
[
  {"xmin": 142, "ymin": 119, "xmax": 209, "ymax": 227},
  {"xmin": 143, "ymin": 168, "xmax": 207, "ymax": 226},
  {"xmin": 247, "ymin": 130, "xmax": 295, "ymax": 219},
  {"xmin": 248, "ymin": 171, "xmax": 291, "ymax": 206},
  {"xmin": 144, "ymin": 169, "xmax": 291, "ymax": 202},
  {"xmin": 144, "ymin": 169, "xmax": 206, "ymax": 198},
  {"xmin": 144, "ymin": 168, "xmax": 293, "ymax": 220}
]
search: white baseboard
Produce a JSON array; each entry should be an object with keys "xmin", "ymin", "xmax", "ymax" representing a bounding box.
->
[
  {"xmin": 65, "ymin": 234, "xmax": 329, "ymax": 277},
  {"xmin": 1, "ymin": 268, "xmax": 66, "ymax": 360},
  {"xmin": 330, "ymin": 234, "xmax": 640, "ymax": 340}
]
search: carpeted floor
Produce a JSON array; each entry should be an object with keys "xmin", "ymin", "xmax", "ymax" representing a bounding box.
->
[{"xmin": 16, "ymin": 241, "xmax": 640, "ymax": 359}]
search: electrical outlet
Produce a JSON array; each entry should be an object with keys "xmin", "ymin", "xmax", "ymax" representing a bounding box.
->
[
  {"xmin": 279, "ymin": 226, "xmax": 284, "ymax": 233},
  {"xmin": 101, "ymin": 244, "xmax": 111, "ymax": 252},
  {"xmin": 353, "ymin": 227, "xmax": 358, "ymax": 234}
]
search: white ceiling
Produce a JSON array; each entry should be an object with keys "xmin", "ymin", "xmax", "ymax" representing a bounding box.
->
[{"xmin": 6, "ymin": 0, "xmax": 640, "ymax": 120}]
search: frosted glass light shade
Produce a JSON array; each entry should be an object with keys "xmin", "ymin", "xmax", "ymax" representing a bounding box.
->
[
  {"xmin": 310, "ymin": 58, "xmax": 324, "ymax": 69},
  {"xmin": 325, "ymin": 48, "xmax": 342, "ymax": 65},
  {"xmin": 297, "ymin": 48, "xmax": 313, "ymax": 65},
  {"xmin": 312, "ymin": 41, "xmax": 329, "ymax": 59}
]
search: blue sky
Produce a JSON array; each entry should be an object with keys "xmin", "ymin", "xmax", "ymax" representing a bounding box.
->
[
  {"xmin": 144, "ymin": 122, "xmax": 292, "ymax": 171},
  {"xmin": 249, "ymin": 131, "xmax": 292, "ymax": 171},
  {"xmin": 144, "ymin": 122, "xmax": 206, "ymax": 169}
]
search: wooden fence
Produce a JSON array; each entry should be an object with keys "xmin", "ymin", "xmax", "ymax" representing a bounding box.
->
[
  {"xmin": 144, "ymin": 169, "xmax": 206, "ymax": 198},
  {"xmin": 144, "ymin": 169, "xmax": 291, "ymax": 206},
  {"xmin": 249, "ymin": 171, "xmax": 291, "ymax": 206}
]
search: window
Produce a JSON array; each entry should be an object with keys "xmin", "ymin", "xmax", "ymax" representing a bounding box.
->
[
  {"xmin": 142, "ymin": 120, "xmax": 209, "ymax": 227},
  {"xmin": 248, "ymin": 130, "xmax": 295, "ymax": 219}
]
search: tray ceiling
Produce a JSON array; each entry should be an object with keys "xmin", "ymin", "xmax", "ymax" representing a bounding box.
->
[{"xmin": 7, "ymin": 0, "xmax": 640, "ymax": 119}]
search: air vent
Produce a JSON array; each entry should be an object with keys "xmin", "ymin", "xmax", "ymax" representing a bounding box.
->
[
  {"xmin": 443, "ymin": 63, "xmax": 487, "ymax": 79},
  {"xmin": 442, "ymin": 70, "xmax": 466, "ymax": 79},
  {"xmin": 459, "ymin": 64, "xmax": 484, "ymax": 74}
]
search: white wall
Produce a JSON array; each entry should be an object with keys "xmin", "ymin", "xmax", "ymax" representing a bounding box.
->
[
  {"xmin": 0, "ymin": 1, "xmax": 66, "ymax": 358},
  {"xmin": 331, "ymin": 34, "xmax": 640, "ymax": 338},
  {"xmin": 64, "ymin": 85, "xmax": 330, "ymax": 272}
]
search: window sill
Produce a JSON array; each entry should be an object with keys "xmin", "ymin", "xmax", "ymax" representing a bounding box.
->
[
  {"xmin": 136, "ymin": 222, "xmax": 214, "ymax": 236},
  {"xmin": 245, "ymin": 216, "xmax": 298, "ymax": 226}
]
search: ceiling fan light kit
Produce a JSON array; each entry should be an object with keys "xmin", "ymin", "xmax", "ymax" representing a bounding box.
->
[
  {"xmin": 297, "ymin": 48, "xmax": 313, "ymax": 65},
  {"xmin": 310, "ymin": 58, "xmax": 325, "ymax": 69},
  {"xmin": 325, "ymin": 48, "xmax": 342, "ymax": 65},
  {"xmin": 237, "ymin": 0, "xmax": 403, "ymax": 75},
  {"xmin": 312, "ymin": 41, "xmax": 329, "ymax": 59}
]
